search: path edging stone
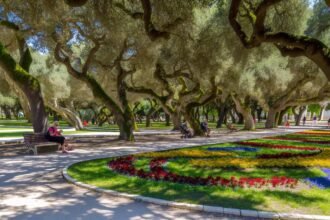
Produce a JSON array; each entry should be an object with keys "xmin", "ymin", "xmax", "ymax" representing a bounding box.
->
[{"xmin": 62, "ymin": 164, "xmax": 330, "ymax": 220}]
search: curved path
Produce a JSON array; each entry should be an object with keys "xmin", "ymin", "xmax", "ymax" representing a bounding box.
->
[{"xmin": 0, "ymin": 128, "xmax": 316, "ymax": 220}]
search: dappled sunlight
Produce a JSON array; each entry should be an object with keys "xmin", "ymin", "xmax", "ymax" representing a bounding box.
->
[
  {"xmin": 1, "ymin": 128, "xmax": 329, "ymax": 219},
  {"xmin": 67, "ymin": 129, "xmax": 330, "ymax": 215}
]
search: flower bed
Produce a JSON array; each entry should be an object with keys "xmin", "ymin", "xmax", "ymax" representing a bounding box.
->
[
  {"xmin": 238, "ymin": 141, "xmax": 320, "ymax": 151},
  {"xmin": 109, "ymin": 156, "xmax": 298, "ymax": 188},
  {"xmin": 298, "ymin": 131, "xmax": 330, "ymax": 136},
  {"xmin": 136, "ymin": 149, "xmax": 234, "ymax": 158},
  {"xmin": 190, "ymin": 149, "xmax": 330, "ymax": 168},
  {"xmin": 110, "ymin": 131, "xmax": 329, "ymax": 185},
  {"xmin": 257, "ymin": 151, "xmax": 321, "ymax": 159},
  {"xmin": 305, "ymin": 168, "xmax": 330, "ymax": 189},
  {"xmin": 67, "ymin": 130, "xmax": 330, "ymax": 215},
  {"xmin": 265, "ymin": 136, "xmax": 330, "ymax": 144}
]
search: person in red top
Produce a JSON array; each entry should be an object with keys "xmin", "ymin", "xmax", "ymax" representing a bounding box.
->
[{"xmin": 45, "ymin": 121, "xmax": 71, "ymax": 153}]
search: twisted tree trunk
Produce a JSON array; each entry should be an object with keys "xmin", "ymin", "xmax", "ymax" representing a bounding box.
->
[
  {"xmin": 48, "ymin": 100, "xmax": 84, "ymax": 130},
  {"xmin": 0, "ymin": 42, "xmax": 48, "ymax": 133},
  {"xmin": 232, "ymin": 95, "xmax": 255, "ymax": 130},
  {"xmin": 183, "ymin": 108, "xmax": 204, "ymax": 136},
  {"xmin": 265, "ymin": 108, "xmax": 277, "ymax": 128},
  {"xmin": 216, "ymin": 102, "xmax": 229, "ymax": 128},
  {"xmin": 171, "ymin": 112, "xmax": 181, "ymax": 131},
  {"xmin": 293, "ymin": 106, "xmax": 306, "ymax": 126},
  {"xmin": 277, "ymin": 106, "xmax": 290, "ymax": 126}
]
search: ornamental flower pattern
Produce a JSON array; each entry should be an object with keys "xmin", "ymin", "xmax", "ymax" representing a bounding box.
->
[
  {"xmin": 108, "ymin": 130, "xmax": 330, "ymax": 190},
  {"xmin": 108, "ymin": 156, "xmax": 298, "ymax": 188}
]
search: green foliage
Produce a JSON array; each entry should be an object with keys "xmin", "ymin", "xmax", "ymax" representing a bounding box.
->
[
  {"xmin": 326, "ymin": 103, "xmax": 330, "ymax": 110},
  {"xmin": 0, "ymin": 42, "xmax": 40, "ymax": 91},
  {"xmin": 307, "ymin": 104, "xmax": 321, "ymax": 115},
  {"xmin": 306, "ymin": 0, "xmax": 330, "ymax": 38},
  {"xmin": 0, "ymin": 93, "xmax": 17, "ymax": 106}
]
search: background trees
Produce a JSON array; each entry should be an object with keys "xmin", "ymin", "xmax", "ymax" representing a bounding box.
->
[
  {"xmin": 0, "ymin": 0, "xmax": 329, "ymax": 139},
  {"xmin": 229, "ymin": 0, "xmax": 330, "ymax": 80}
]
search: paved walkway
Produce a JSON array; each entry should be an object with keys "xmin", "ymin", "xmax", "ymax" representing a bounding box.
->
[
  {"xmin": 0, "ymin": 130, "xmax": 179, "ymax": 144},
  {"xmin": 0, "ymin": 128, "xmax": 317, "ymax": 220}
]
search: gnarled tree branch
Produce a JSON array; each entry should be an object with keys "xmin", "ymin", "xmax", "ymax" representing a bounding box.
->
[{"xmin": 229, "ymin": 0, "xmax": 330, "ymax": 80}]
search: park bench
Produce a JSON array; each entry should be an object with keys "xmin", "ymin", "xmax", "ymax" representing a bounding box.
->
[{"xmin": 23, "ymin": 133, "xmax": 59, "ymax": 155}]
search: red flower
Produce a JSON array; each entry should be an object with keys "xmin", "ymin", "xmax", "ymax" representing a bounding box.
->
[{"xmin": 108, "ymin": 156, "xmax": 298, "ymax": 189}]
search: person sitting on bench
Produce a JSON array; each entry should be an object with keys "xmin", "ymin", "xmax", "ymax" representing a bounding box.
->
[
  {"xmin": 180, "ymin": 121, "xmax": 193, "ymax": 138},
  {"xmin": 45, "ymin": 121, "xmax": 72, "ymax": 153},
  {"xmin": 226, "ymin": 123, "xmax": 238, "ymax": 132},
  {"xmin": 200, "ymin": 119, "xmax": 211, "ymax": 137}
]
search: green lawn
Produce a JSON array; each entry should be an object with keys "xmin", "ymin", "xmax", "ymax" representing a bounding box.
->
[
  {"xmin": 0, "ymin": 130, "xmax": 105, "ymax": 138},
  {"xmin": 0, "ymin": 119, "xmax": 268, "ymax": 138},
  {"xmin": 68, "ymin": 158, "xmax": 330, "ymax": 215},
  {"xmin": 67, "ymin": 130, "xmax": 330, "ymax": 215}
]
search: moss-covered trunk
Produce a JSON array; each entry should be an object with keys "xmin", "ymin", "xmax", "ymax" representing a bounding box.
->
[
  {"xmin": 115, "ymin": 110, "xmax": 134, "ymax": 141},
  {"xmin": 171, "ymin": 112, "xmax": 181, "ymax": 131},
  {"xmin": 55, "ymin": 41, "xmax": 135, "ymax": 141},
  {"xmin": 84, "ymin": 75, "xmax": 135, "ymax": 141},
  {"xmin": 0, "ymin": 42, "xmax": 48, "ymax": 133},
  {"xmin": 27, "ymin": 91, "xmax": 48, "ymax": 133},
  {"xmin": 117, "ymin": 77, "xmax": 135, "ymax": 141},
  {"xmin": 184, "ymin": 108, "xmax": 203, "ymax": 136}
]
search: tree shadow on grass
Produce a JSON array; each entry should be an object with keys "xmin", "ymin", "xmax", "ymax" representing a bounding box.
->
[{"xmin": 74, "ymin": 165, "xmax": 328, "ymax": 212}]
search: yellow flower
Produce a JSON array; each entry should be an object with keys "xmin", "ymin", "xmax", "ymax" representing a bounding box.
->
[
  {"xmin": 190, "ymin": 149, "xmax": 330, "ymax": 168},
  {"xmin": 298, "ymin": 130, "xmax": 330, "ymax": 135},
  {"xmin": 136, "ymin": 149, "xmax": 234, "ymax": 158}
]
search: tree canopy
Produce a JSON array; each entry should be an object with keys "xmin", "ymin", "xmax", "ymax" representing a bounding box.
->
[{"xmin": 0, "ymin": 0, "xmax": 329, "ymax": 138}]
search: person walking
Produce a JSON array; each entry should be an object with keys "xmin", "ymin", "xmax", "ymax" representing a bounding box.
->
[
  {"xmin": 200, "ymin": 119, "xmax": 211, "ymax": 137},
  {"xmin": 313, "ymin": 116, "xmax": 317, "ymax": 126},
  {"xmin": 302, "ymin": 116, "xmax": 306, "ymax": 126}
]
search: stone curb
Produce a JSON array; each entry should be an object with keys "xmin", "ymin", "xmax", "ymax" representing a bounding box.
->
[{"xmin": 62, "ymin": 163, "xmax": 330, "ymax": 220}]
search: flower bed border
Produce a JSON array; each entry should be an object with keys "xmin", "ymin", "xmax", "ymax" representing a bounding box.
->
[{"xmin": 63, "ymin": 162, "xmax": 330, "ymax": 220}]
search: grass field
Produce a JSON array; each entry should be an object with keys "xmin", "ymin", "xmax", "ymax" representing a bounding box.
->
[{"xmin": 0, "ymin": 119, "xmax": 267, "ymax": 138}]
